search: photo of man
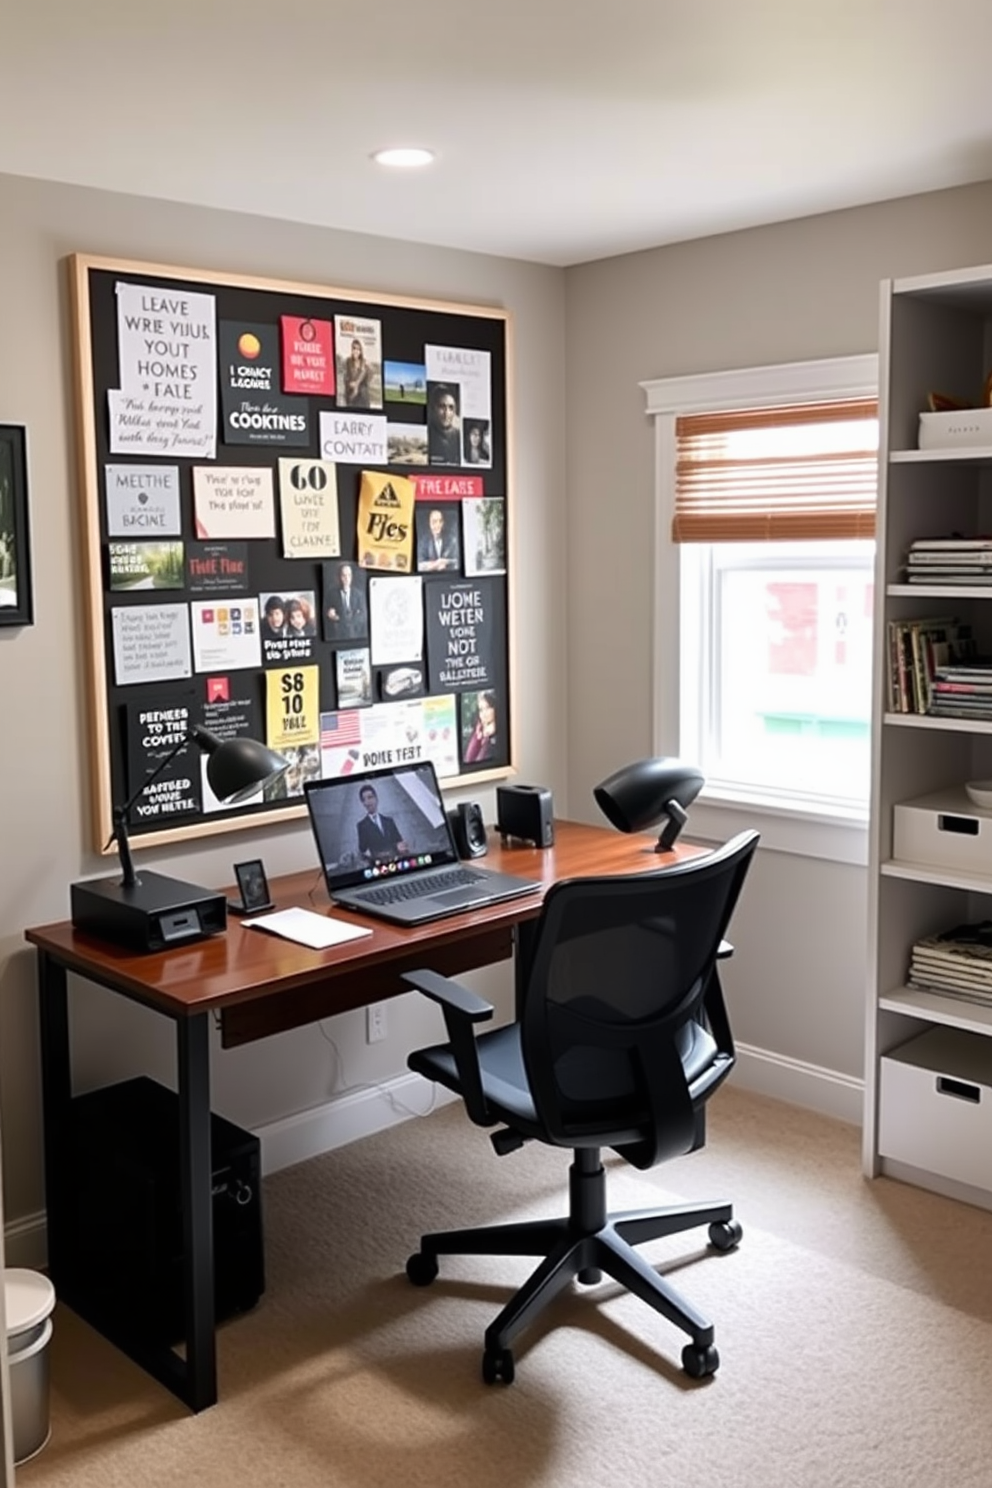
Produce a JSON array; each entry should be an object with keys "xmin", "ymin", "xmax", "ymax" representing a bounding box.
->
[
  {"xmin": 356, "ymin": 782, "xmax": 410, "ymax": 864},
  {"xmin": 416, "ymin": 505, "xmax": 460, "ymax": 572},
  {"xmin": 427, "ymin": 382, "xmax": 461, "ymax": 467},
  {"xmin": 322, "ymin": 561, "xmax": 369, "ymax": 643}
]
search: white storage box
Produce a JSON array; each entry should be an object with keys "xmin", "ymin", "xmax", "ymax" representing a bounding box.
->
[
  {"xmin": 892, "ymin": 787, "xmax": 992, "ymax": 873},
  {"xmin": 879, "ymin": 1026, "xmax": 992, "ymax": 1189},
  {"xmin": 919, "ymin": 407, "xmax": 992, "ymax": 451}
]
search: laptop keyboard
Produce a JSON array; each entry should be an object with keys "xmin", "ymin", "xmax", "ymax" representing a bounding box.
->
[{"xmin": 356, "ymin": 867, "xmax": 485, "ymax": 905}]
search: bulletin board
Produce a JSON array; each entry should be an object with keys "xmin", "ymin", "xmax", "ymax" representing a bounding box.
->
[{"xmin": 68, "ymin": 254, "xmax": 514, "ymax": 855}]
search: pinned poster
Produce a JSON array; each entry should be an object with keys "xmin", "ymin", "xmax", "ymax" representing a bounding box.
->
[
  {"xmin": 109, "ymin": 541, "xmax": 184, "ymax": 591},
  {"xmin": 193, "ymin": 467, "xmax": 276, "ymax": 540},
  {"xmin": 425, "ymin": 345, "xmax": 491, "ymax": 418},
  {"xmin": 319, "ymin": 411, "xmax": 387, "ymax": 465},
  {"xmin": 266, "ymin": 665, "xmax": 320, "ymax": 751},
  {"xmin": 387, "ymin": 423, "xmax": 429, "ymax": 466},
  {"xmin": 356, "ymin": 470, "xmax": 415, "ymax": 571},
  {"xmin": 425, "ymin": 576, "xmax": 504, "ymax": 695},
  {"xmin": 219, "ymin": 320, "xmax": 310, "ymax": 446},
  {"xmin": 280, "ymin": 315, "xmax": 335, "ymax": 395},
  {"xmin": 105, "ymin": 464, "xmax": 181, "ymax": 536},
  {"xmin": 277, "ymin": 458, "xmax": 340, "ymax": 559},
  {"xmin": 368, "ymin": 575, "xmax": 424, "ymax": 665},
  {"xmin": 189, "ymin": 598, "xmax": 262, "ymax": 672},
  {"xmin": 111, "ymin": 602, "xmax": 192, "ymax": 686},
  {"xmin": 336, "ymin": 647, "xmax": 373, "ymax": 709},
  {"xmin": 123, "ymin": 693, "xmax": 200, "ymax": 825},
  {"xmin": 110, "ymin": 282, "xmax": 217, "ymax": 458},
  {"xmin": 198, "ymin": 675, "xmax": 265, "ymax": 813},
  {"xmin": 334, "ymin": 315, "xmax": 383, "ymax": 409},
  {"xmin": 462, "ymin": 497, "xmax": 507, "ymax": 575}
]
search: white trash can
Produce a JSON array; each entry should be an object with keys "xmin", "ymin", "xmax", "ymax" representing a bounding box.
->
[{"xmin": 5, "ymin": 1268, "xmax": 56, "ymax": 1465}]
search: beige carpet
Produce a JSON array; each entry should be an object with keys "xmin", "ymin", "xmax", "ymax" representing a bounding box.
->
[{"xmin": 17, "ymin": 1086, "xmax": 992, "ymax": 1488}]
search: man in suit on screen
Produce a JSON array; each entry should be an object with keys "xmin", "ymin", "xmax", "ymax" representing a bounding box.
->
[{"xmin": 356, "ymin": 783, "xmax": 410, "ymax": 863}]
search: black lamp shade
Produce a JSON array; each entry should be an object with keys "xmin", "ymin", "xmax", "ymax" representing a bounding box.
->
[
  {"xmin": 192, "ymin": 726, "xmax": 290, "ymax": 804},
  {"xmin": 593, "ymin": 757, "xmax": 704, "ymax": 849}
]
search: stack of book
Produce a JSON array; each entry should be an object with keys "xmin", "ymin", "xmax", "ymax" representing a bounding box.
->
[
  {"xmin": 905, "ymin": 536, "xmax": 992, "ymax": 583},
  {"xmin": 909, "ymin": 923, "xmax": 992, "ymax": 1007},
  {"xmin": 886, "ymin": 616, "xmax": 975, "ymax": 713},
  {"xmin": 929, "ymin": 656, "xmax": 992, "ymax": 719}
]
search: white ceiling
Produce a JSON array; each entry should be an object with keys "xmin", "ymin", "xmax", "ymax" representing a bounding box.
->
[{"xmin": 4, "ymin": 0, "xmax": 992, "ymax": 267}]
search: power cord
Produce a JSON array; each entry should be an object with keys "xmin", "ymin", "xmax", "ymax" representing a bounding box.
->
[{"xmin": 317, "ymin": 1021, "xmax": 438, "ymax": 1120}]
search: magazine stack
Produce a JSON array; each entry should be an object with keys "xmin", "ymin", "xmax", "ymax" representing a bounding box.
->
[
  {"xmin": 909, "ymin": 923, "xmax": 992, "ymax": 1007},
  {"xmin": 905, "ymin": 535, "xmax": 992, "ymax": 584}
]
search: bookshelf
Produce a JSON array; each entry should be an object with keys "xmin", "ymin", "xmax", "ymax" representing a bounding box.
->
[{"xmin": 866, "ymin": 263, "xmax": 992, "ymax": 1207}]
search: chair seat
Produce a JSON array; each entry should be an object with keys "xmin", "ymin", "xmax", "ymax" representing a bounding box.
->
[{"xmin": 410, "ymin": 1016, "xmax": 721, "ymax": 1146}]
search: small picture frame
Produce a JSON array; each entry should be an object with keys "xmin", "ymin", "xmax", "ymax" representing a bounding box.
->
[
  {"xmin": 0, "ymin": 424, "xmax": 33, "ymax": 628},
  {"xmin": 231, "ymin": 858, "xmax": 274, "ymax": 915}
]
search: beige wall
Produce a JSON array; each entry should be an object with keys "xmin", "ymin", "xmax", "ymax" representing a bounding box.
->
[
  {"xmin": 6, "ymin": 166, "xmax": 992, "ymax": 1238},
  {"xmin": 563, "ymin": 180, "xmax": 992, "ymax": 1088},
  {"xmin": 0, "ymin": 173, "xmax": 567, "ymax": 1231}
]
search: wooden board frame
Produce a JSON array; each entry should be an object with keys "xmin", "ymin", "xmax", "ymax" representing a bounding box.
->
[{"xmin": 68, "ymin": 254, "xmax": 515, "ymax": 855}]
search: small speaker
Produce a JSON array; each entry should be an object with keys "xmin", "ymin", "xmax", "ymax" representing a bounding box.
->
[
  {"xmin": 496, "ymin": 784, "xmax": 555, "ymax": 848},
  {"xmin": 448, "ymin": 801, "xmax": 488, "ymax": 859}
]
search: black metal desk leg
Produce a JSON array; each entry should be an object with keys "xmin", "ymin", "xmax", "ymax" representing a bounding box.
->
[
  {"xmin": 177, "ymin": 1013, "xmax": 217, "ymax": 1412},
  {"xmin": 36, "ymin": 952, "xmax": 71, "ymax": 1287}
]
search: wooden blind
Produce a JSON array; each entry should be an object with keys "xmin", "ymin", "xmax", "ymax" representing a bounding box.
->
[{"xmin": 673, "ymin": 397, "xmax": 878, "ymax": 543}]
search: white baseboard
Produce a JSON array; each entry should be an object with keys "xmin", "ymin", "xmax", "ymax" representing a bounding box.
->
[
  {"xmin": 4, "ymin": 1058, "xmax": 861, "ymax": 1268},
  {"xmin": 4, "ymin": 1209, "xmax": 47, "ymax": 1271},
  {"xmin": 256, "ymin": 1073, "xmax": 455, "ymax": 1175},
  {"xmin": 731, "ymin": 1041, "xmax": 864, "ymax": 1127}
]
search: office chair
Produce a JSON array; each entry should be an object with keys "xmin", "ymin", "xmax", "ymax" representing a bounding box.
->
[{"xmin": 401, "ymin": 829, "xmax": 759, "ymax": 1385}]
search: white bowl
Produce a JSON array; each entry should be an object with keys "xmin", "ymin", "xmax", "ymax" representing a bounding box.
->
[{"xmin": 965, "ymin": 781, "xmax": 992, "ymax": 809}]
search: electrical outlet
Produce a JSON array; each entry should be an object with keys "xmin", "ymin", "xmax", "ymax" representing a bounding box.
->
[{"xmin": 366, "ymin": 1002, "xmax": 388, "ymax": 1043}]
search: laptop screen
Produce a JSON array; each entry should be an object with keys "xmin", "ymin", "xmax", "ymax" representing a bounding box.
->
[{"xmin": 304, "ymin": 761, "xmax": 459, "ymax": 895}]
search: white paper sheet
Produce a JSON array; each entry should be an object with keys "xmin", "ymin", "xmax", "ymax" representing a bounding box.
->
[{"xmin": 243, "ymin": 906, "xmax": 372, "ymax": 949}]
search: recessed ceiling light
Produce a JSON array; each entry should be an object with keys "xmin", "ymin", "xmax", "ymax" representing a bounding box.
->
[{"xmin": 372, "ymin": 147, "xmax": 435, "ymax": 169}]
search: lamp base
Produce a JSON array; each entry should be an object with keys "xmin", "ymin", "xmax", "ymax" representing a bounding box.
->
[{"xmin": 70, "ymin": 871, "xmax": 227, "ymax": 953}]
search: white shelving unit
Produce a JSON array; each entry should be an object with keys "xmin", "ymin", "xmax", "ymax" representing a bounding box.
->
[{"xmin": 866, "ymin": 263, "xmax": 992, "ymax": 1207}]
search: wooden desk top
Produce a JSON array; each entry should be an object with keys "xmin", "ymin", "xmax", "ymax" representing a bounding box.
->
[{"xmin": 25, "ymin": 820, "xmax": 706, "ymax": 1039}]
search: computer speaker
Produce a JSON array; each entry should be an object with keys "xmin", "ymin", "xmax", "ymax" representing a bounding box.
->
[
  {"xmin": 448, "ymin": 802, "xmax": 488, "ymax": 859},
  {"xmin": 496, "ymin": 783, "xmax": 555, "ymax": 848}
]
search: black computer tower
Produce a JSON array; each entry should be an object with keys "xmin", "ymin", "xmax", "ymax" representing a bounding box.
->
[{"xmin": 63, "ymin": 1076, "xmax": 265, "ymax": 1345}]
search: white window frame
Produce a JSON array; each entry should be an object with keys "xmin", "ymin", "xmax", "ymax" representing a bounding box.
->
[{"xmin": 641, "ymin": 354, "xmax": 878, "ymax": 866}]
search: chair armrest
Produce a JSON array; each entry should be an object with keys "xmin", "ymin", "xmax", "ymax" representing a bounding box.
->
[
  {"xmin": 402, "ymin": 968, "xmax": 495, "ymax": 1022},
  {"xmin": 402, "ymin": 968, "xmax": 495, "ymax": 1124}
]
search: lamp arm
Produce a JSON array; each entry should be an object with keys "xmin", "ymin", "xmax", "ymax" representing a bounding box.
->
[
  {"xmin": 655, "ymin": 798, "xmax": 688, "ymax": 853},
  {"xmin": 105, "ymin": 728, "xmax": 198, "ymax": 886}
]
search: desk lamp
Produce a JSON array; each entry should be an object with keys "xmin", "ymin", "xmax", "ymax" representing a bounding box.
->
[
  {"xmin": 593, "ymin": 756, "xmax": 705, "ymax": 852},
  {"xmin": 71, "ymin": 726, "xmax": 290, "ymax": 952}
]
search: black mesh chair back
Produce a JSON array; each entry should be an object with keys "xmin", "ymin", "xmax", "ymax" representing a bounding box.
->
[{"xmin": 521, "ymin": 830, "xmax": 757, "ymax": 1168}]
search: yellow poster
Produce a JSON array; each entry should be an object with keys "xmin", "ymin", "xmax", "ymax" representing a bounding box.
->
[
  {"xmin": 266, "ymin": 665, "xmax": 319, "ymax": 749},
  {"xmin": 356, "ymin": 470, "xmax": 415, "ymax": 571}
]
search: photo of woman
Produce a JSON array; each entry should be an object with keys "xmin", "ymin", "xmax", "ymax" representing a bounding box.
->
[{"xmin": 461, "ymin": 688, "xmax": 499, "ymax": 765}]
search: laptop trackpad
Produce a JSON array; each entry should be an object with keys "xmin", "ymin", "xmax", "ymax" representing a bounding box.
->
[{"xmin": 434, "ymin": 886, "xmax": 490, "ymax": 908}]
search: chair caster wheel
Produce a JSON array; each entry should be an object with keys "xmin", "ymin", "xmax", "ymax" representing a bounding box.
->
[
  {"xmin": 708, "ymin": 1219, "xmax": 742, "ymax": 1252},
  {"xmin": 406, "ymin": 1251, "xmax": 438, "ymax": 1286},
  {"xmin": 681, "ymin": 1342, "xmax": 720, "ymax": 1378},
  {"xmin": 482, "ymin": 1346, "xmax": 515, "ymax": 1385}
]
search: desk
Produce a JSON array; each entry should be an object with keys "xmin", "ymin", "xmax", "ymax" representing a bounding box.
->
[{"xmin": 25, "ymin": 820, "xmax": 703, "ymax": 1411}]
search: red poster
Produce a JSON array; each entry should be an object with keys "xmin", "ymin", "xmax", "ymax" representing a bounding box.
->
[
  {"xmin": 280, "ymin": 316, "xmax": 335, "ymax": 395},
  {"xmin": 412, "ymin": 473, "xmax": 484, "ymax": 501}
]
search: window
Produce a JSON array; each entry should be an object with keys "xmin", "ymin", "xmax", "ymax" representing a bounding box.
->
[{"xmin": 642, "ymin": 356, "xmax": 878, "ymax": 858}]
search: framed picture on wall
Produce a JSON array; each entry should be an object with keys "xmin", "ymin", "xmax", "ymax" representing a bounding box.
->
[{"xmin": 0, "ymin": 424, "xmax": 33, "ymax": 627}]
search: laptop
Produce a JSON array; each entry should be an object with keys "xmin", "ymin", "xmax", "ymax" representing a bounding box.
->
[{"xmin": 304, "ymin": 761, "xmax": 542, "ymax": 925}]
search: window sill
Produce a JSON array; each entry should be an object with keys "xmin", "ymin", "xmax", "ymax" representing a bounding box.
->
[{"xmin": 687, "ymin": 791, "xmax": 868, "ymax": 866}]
